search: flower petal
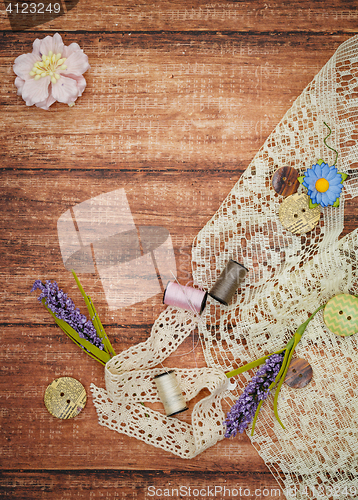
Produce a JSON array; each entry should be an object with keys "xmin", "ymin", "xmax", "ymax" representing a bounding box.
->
[
  {"xmin": 15, "ymin": 76, "xmax": 25, "ymax": 95},
  {"xmin": 321, "ymin": 192, "xmax": 330, "ymax": 206},
  {"xmin": 21, "ymin": 77, "xmax": 50, "ymax": 106},
  {"xmin": 303, "ymin": 177, "xmax": 317, "ymax": 191},
  {"xmin": 315, "ymin": 192, "xmax": 322, "ymax": 204},
  {"xmin": 321, "ymin": 163, "xmax": 330, "ymax": 177},
  {"xmin": 305, "ymin": 168, "xmax": 316, "ymax": 178},
  {"xmin": 52, "ymin": 33, "xmax": 65, "ymax": 55},
  {"xmin": 13, "ymin": 52, "xmax": 39, "ymax": 80},
  {"xmin": 39, "ymin": 33, "xmax": 64, "ymax": 58},
  {"xmin": 64, "ymin": 74, "xmax": 87, "ymax": 96},
  {"xmin": 51, "ymin": 75, "xmax": 79, "ymax": 103},
  {"xmin": 329, "ymin": 175, "xmax": 343, "ymax": 186},
  {"xmin": 329, "ymin": 184, "xmax": 343, "ymax": 198},
  {"xmin": 63, "ymin": 50, "xmax": 90, "ymax": 76},
  {"xmin": 326, "ymin": 165, "xmax": 337, "ymax": 178},
  {"xmin": 32, "ymin": 38, "xmax": 42, "ymax": 58},
  {"xmin": 35, "ymin": 92, "xmax": 56, "ymax": 110},
  {"xmin": 62, "ymin": 42, "xmax": 82, "ymax": 58},
  {"xmin": 313, "ymin": 163, "xmax": 322, "ymax": 177}
]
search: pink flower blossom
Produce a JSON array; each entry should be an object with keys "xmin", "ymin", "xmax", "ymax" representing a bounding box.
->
[{"xmin": 13, "ymin": 33, "xmax": 90, "ymax": 110}]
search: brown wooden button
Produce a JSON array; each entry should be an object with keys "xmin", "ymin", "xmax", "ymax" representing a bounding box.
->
[
  {"xmin": 284, "ymin": 358, "xmax": 313, "ymax": 388},
  {"xmin": 272, "ymin": 166, "xmax": 300, "ymax": 197}
]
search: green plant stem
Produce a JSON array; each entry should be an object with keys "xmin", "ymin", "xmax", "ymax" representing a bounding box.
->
[
  {"xmin": 225, "ymin": 303, "xmax": 326, "ymax": 435},
  {"xmin": 225, "ymin": 347, "xmax": 286, "ymax": 379},
  {"xmin": 71, "ymin": 270, "xmax": 116, "ymax": 358},
  {"xmin": 251, "ymin": 400, "xmax": 264, "ymax": 435},
  {"xmin": 43, "ymin": 300, "xmax": 111, "ymax": 365},
  {"xmin": 270, "ymin": 304, "xmax": 325, "ymax": 431},
  {"xmin": 323, "ymin": 121, "xmax": 338, "ymax": 165},
  {"xmin": 87, "ymin": 296, "xmax": 116, "ymax": 357}
]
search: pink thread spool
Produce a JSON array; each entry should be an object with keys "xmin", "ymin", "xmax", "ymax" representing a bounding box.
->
[{"xmin": 163, "ymin": 281, "xmax": 208, "ymax": 315}]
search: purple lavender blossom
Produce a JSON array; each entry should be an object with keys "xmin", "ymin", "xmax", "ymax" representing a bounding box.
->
[
  {"xmin": 224, "ymin": 353, "xmax": 284, "ymax": 437},
  {"xmin": 31, "ymin": 279, "xmax": 104, "ymax": 350}
]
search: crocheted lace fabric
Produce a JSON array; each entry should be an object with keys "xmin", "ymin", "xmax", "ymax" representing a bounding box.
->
[{"xmin": 91, "ymin": 35, "xmax": 358, "ymax": 498}]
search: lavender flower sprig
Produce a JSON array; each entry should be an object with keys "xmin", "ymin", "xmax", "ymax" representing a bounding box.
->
[
  {"xmin": 31, "ymin": 271, "xmax": 116, "ymax": 365},
  {"xmin": 31, "ymin": 279, "xmax": 104, "ymax": 350},
  {"xmin": 225, "ymin": 303, "xmax": 326, "ymax": 436},
  {"xmin": 224, "ymin": 353, "xmax": 284, "ymax": 437}
]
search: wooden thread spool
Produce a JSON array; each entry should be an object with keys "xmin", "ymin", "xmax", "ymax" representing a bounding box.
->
[
  {"xmin": 154, "ymin": 371, "xmax": 188, "ymax": 417},
  {"xmin": 209, "ymin": 259, "xmax": 248, "ymax": 306},
  {"xmin": 163, "ymin": 281, "xmax": 208, "ymax": 315}
]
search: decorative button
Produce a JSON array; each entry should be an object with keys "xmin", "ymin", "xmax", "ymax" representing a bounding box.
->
[
  {"xmin": 284, "ymin": 358, "xmax": 313, "ymax": 388},
  {"xmin": 324, "ymin": 294, "xmax": 358, "ymax": 337},
  {"xmin": 272, "ymin": 166, "xmax": 300, "ymax": 197},
  {"xmin": 279, "ymin": 193, "xmax": 321, "ymax": 234},
  {"xmin": 44, "ymin": 377, "xmax": 87, "ymax": 419}
]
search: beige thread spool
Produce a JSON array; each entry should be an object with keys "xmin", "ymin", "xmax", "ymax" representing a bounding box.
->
[
  {"xmin": 154, "ymin": 371, "xmax": 188, "ymax": 417},
  {"xmin": 209, "ymin": 259, "xmax": 248, "ymax": 306}
]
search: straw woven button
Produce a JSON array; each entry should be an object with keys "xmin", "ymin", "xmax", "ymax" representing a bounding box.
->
[{"xmin": 279, "ymin": 193, "xmax": 321, "ymax": 234}]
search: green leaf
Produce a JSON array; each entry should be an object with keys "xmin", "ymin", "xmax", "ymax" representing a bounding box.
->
[
  {"xmin": 333, "ymin": 198, "xmax": 340, "ymax": 208},
  {"xmin": 42, "ymin": 300, "xmax": 111, "ymax": 365},
  {"xmin": 272, "ymin": 336, "xmax": 300, "ymax": 429},
  {"xmin": 225, "ymin": 348, "xmax": 286, "ymax": 378},
  {"xmin": 87, "ymin": 296, "xmax": 116, "ymax": 357},
  {"xmin": 251, "ymin": 399, "xmax": 265, "ymax": 436},
  {"xmin": 72, "ymin": 270, "xmax": 116, "ymax": 357},
  {"xmin": 297, "ymin": 176, "xmax": 305, "ymax": 184},
  {"xmin": 317, "ymin": 159, "xmax": 324, "ymax": 165},
  {"xmin": 339, "ymin": 172, "xmax": 348, "ymax": 182},
  {"xmin": 309, "ymin": 199, "xmax": 319, "ymax": 209}
]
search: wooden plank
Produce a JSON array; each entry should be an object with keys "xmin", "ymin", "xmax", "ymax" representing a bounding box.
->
[
  {"xmin": 1, "ymin": 0, "xmax": 358, "ymax": 33},
  {"xmin": 1, "ymin": 170, "xmax": 356, "ymax": 325},
  {"xmin": 0, "ymin": 326, "xmax": 268, "ymax": 472},
  {"xmin": 1, "ymin": 11, "xmax": 358, "ymax": 500},
  {"xmin": 0, "ymin": 170, "xmax": 237, "ymax": 325},
  {"xmin": 0, "ymin": 470, "xmax": 284, "ymax": 500},
  {"xmin": 1, "ymin": 33, "xmax": 350, "ymax": 170}
]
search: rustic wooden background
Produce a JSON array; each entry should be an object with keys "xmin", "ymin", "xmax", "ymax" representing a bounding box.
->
[{"xmin": 0, "ymin": 1, "xmax": 357, "ymax": 499}]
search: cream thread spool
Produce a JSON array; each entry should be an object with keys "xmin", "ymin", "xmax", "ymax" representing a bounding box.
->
[
  {"xmin": 154, "ymin": 370, "xmax": 188, "ymax": 417},
  {"xmin": 163, "ymin": 281, "xmax": 208, "ymax": 315},
  {"xmin": 209, "ymin": 259, "xmax": 248, "ymax": 306}
]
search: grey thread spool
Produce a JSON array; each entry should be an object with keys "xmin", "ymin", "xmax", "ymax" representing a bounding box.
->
[
  {"xmin": 154, "ymin": 371, "xmax": 188, "ymax": 417},
  {"xmin": 209, "ymin": 259, "xmax": 248, "ymax": 306}
]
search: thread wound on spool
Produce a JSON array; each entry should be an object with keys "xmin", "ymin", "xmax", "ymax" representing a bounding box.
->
[
  {"xmin": 163, "ymin": 281, "xmax": 208, "ymax": 314},
  {"xmin": 209, "ymin": 259, "xmax": 248, "ymax": 306},
  {"xmin": 154, "ymin": 370, "xmax": 188, "ymax": 417}
]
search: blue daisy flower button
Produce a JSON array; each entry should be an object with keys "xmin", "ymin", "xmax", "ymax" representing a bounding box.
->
[{"xmin": 298, "ymin": 160, "xmax": 348, "ymax": 208}]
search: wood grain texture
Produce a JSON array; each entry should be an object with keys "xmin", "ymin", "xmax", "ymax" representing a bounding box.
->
[
  {"xmin": 1, "ymin": 0, "xmax": 358, "ymax": 32},
  {"xmin": 0, "ymin": 470, "xmax": 285, "ymax": 499},
  {"xmin": 1, "ymin": 4, "xmax": 358, "ymax": 499},
  {"xmin": 3, "ymin": 33, "xmax": 348, "ymax": 170}
]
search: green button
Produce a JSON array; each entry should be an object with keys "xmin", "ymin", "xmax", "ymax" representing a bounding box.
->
[{"xmin": 324, "ymin": 294, "xmax": 358, "ymax": 337}]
